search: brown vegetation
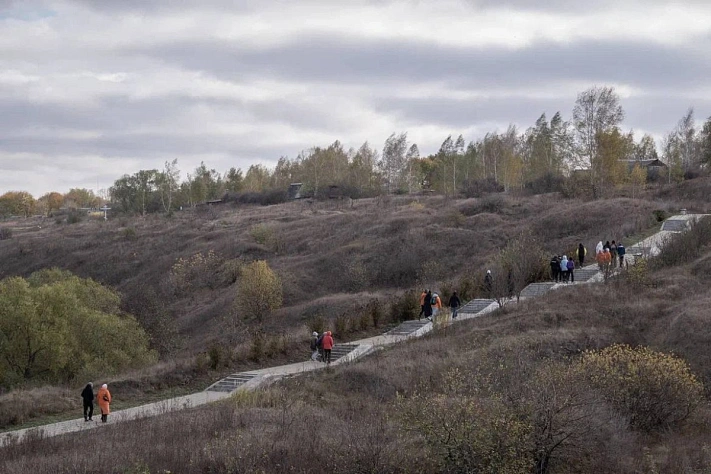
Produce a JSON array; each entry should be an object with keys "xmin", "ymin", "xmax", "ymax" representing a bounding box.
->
[
  {"xmin": 2, "ymin": 219, "xmax": 711, "ymax": 472},
  {"xmin": 0, "ymin": 182, "xmax": 709, "ymax": 429}
]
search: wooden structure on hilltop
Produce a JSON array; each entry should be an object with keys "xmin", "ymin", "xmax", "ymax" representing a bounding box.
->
[
  {"xmin": 287, "ymin": 183, "xmax": 303, "ymax": 200},
  {"xmin": 620, "ymin": 159, "xmax": 668, "ymax": 172}
]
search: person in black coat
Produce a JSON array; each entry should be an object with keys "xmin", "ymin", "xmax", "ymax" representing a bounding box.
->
[
  {"xmin": 550, "ymin": 255, "xmax": 560, "ymax": 282},
  {"xmin": 81, "ymin": 382, "xmax": 94, "ymax": 422},
  {"xmin": 423, "ymin": 290, "xmax": 433, "ymax": 321},
  {"xmin": 484, "ymin": 270, "xmax": 493, "ymax": 297},
  {"xmin": 449, "ymin": 291, "xmax": 461, "ymax": 319}
]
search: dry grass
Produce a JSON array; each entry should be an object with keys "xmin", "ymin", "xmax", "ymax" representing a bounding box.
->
[
  {"xmin": 2, "ymin": 245, "xmax": 711, "ymax": 472},
  {"xmin": 0, "ymin": 190, "xmax": 687, "ymax": 430}
]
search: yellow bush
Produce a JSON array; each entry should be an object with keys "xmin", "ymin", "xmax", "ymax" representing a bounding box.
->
[
  {"xmin": 397, "ymin": 370, "xmax": 532, "ymax": 473},
  {"xmin": 169, "ymin": 250, "xmax": 221, "ymax": 293},
  {"xmin": 235, "ymin": 260, "xmax": 283, "ymax": 322},
  {"xmin": 579, "ymin": 344, "xmax": 704, "ymax": 431}
]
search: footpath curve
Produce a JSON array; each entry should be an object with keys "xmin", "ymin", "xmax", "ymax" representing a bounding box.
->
[{"xmin": 0, "ymin": 214, "xmax": 699, "ymax": 447}]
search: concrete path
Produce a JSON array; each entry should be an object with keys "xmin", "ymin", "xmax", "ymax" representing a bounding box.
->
[{"xmin": 0, "ymin": 214, "xmax": 696, "ymax": 447}]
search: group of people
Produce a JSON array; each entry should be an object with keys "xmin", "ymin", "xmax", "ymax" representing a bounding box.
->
[
  {"xmin": 595, "ymin": 240, "xmax": 627, "ymax": 272},
  {"xmin": 80, "ymin": 382, "xmax": 112, "ymax": 423},
  {"xmin": 419, "ymin": 289, "xmax": 461, "ymax": 320},
  {"xmin": 549, "ymin": 240, "xmax": 627, "ymax": 282},
  {"xmin": 309, "ymin": 331, "xmax": 335, "ymax": 364},
  {"xmin": 549, "ymin": 248, "xmax": 581, "ymax": 283}
]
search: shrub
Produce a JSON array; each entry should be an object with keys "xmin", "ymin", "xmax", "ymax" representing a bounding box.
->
[
  {"xmin": 397, "ymin": 369, "xmax": 532, "ymax": 473},
  {"xmin": 249, "ymin": 223, "xmax": 274, "ymax": 246},
  {"xmin": 580, "ymin": 344, "xmax": 704, "ymax": 431},
  {"xmin": 169, "ymin": 250, "xmax": 222, "ymax": 294},
  {"xmin": 334, "ymin": 314, "xmax": 349, "ymax": 338},
  {"xmin": 66, "ymin": 211, "xmax": 83, "ymax": 224},
  {"xmin": 624, "ymin": 257, "xmax": 651, "ymax": 288},
  {"xmin": 653, "ymin": 209, "xmax": 669, "ymax": 222},
  {"xmin": 0, "ymin": 269, "xmax": 156, "ymax": 387},
  {"xmin": 358, "ymin": 310, "xmax": 371, "ymax": 331},
  {"xmin": 345, "ymin": 259, "xmax": 369, "ymax": 291},
  {"xmin": 306, "ymin": 313, "xmax": 326, "ymax": 335},
  {"xmin": 235, "ymin": 260, "xmax": 283, "ymax": 322},
  {"xmin": 219, "ymin": 258, "xmax": 242, "ymax": 285},
  {"xmin": 370, "ymin": 301, "xmax": 383, "ymax": 327},
  {"xmin": 249, "ymin": 332, "xmax": 265, "ymax": 361},
  {"xmin": 207, "ymin": 344, "xmax": 227, "ymax": 370},
  {"xmin": 477, "ymin": 194, "xmax": 507, "ymax": 214},
  {"xmin": 462, "ymin": 177, "xmax": 505, "ymax": 198},
  {"xmin": 0, "ymin": 227, "xmax": 12, "ymax": 240},
  {"xmin": 266, "ymin": 334, "xmax": 288, "ymax": 357},
  {"xmin": 121, "ymin": 227, "xmax": 137, "ymax": 241},
  {"xmin": 389, "ymin": 294, "xmax": 418, "ymax": 323},
  {"xmin": 231, "ymin": 190, "xmax": 287, "ymax": 206},
  {"xmin": 444, "ymin": 210, "xmax": 466, "ymax": 228},
  {"xmin": 524, "ymin": 172, "xmax": 565, "ymax": 195}
]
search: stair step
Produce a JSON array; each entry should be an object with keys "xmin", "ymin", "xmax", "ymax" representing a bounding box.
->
[
  {"xmin": 520, "ymin": 282, "xmax": 558, "ymax": 298},
  {"xmin": 459, "ymin": 299, "xmax": 495, "ymax": 314},
  {"xmin": 386, "ymin": 320, "xmax": 430, "ymax": 336},
  {"xmin": 206, "ymin": 373, "xmax": 259, "ymax": 392}
]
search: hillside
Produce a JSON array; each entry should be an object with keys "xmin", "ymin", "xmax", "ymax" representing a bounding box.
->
[
  {"xmin": 0, "ymin": 193, "xmax": 672, "ymax": 350},
  {"xmin": 0, "ymin": 181, "xmax": 709, "ymax": 429},
  {"xmin": 2, "ymin": 213, "xmax": 711, "ymax": 473}
]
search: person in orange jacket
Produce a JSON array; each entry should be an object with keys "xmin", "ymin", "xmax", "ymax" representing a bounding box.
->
[
  {"xmin": 322, "ymin": 331, "xmax": 334, "ymax": 364},
  {"xmin": 596, "ymin": 247, "xmax": 606, "ymax": 272},
  {"xmin": 97, "ymin": 384, "xmax": 112, "ymax": 423},
  {"xmin": 418, "ymin": 289, "xmax": 427, "ymax": 320}
]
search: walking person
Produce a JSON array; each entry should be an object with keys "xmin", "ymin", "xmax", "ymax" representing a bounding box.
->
[
  {"xmin": 431, "ymin": 293, "xmax": 443, "ymax": 318},
  {"xmin": 449, "ymin": 291, "xmax": 461, "ymax": 319},
  {"xmin": 602, "ymin": 248, "xmax": 612, "ymax": 281},
  {"xmin": 596, "ymin": 241, "xmax": 604, "ymax": 256},
  {"xmin": 596, "ymin": 247, "xmax": 606, "ymax": 273},
  {"xmin": 418, "ymin": 289, "xmax": 427, "ymax": 320},
  {"xmin": 550, "ymin": 255, "xmax": 560, "ymax": 282},
  {"xmin": 317, "ymin": 332, "xmax": 325, "ymax": 361},
  {"xmin": 567, "ymin": 256, "xmax": 575, "ymax": 283},
  {"xmin": 423, "ymin": 290, "xmax": 433, "ymax": 321},
  {"xmin": 322, "ymin": 331, "xmax": 334, "ymax": 365},
  {"xmin": 577, "ymin": 243, "xmax": 587, "ymax": 267},
  {"xmin": 81, "ymin": 382, "xmax": 94, "ymax": 422},
  {"xmin": 610, "ymin": 240, "xmax": 618, "ymax": 268},
  {"xmin": 560, "ymin": 255, "xmax": 569, "ymax": 283},
  {"xmin": 97, "ymin": 384, "xmax": 111, "ymax": 423},
  {"xmin": 617, "ymin": 242, "xmax": 626, "ymax": 268},
  {"xmin": 484, "ymin": 270, "xmax": 493, "ymax": 297},
  {"xmin": 310, "ymin": 331, "xmax": 320, "ymax": 361}
]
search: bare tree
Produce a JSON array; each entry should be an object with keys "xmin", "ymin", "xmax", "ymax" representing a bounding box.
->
[
  {"xmin": 490, "ymin": 230, "xmax": 547, "ymax": 306},
  {"xmin": 158, "ymin": 159, "xmax": 180, "ymax": 214},
  {"xmin": 573, "ymin": 86, "xmax": 625, "ymax": 195},
  {"xmin": 405, "ymin": 143, "xmax": 420, "ymax": 193},
  {"xmin": 382, "ymin": 133, "xmax": 408, "ymax": 193}
]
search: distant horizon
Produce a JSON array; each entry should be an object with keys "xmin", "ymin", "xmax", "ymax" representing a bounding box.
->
[{"xmin": 2, "ymin": 0, "xmax": 711, "ymax": 195}]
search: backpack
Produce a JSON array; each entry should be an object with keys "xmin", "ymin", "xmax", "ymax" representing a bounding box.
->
[
  {"xmin": 431, "ymin": 295, "xmax": 438, "ymax": 305},
  {"xmin": 316, "ymin": 335, "xmax": 324, "ymax": 349}
]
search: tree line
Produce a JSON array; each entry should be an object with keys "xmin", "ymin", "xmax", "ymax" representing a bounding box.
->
[{"xmin": 3, "ymin": 86, "xmax": 711, "ymax": 217}]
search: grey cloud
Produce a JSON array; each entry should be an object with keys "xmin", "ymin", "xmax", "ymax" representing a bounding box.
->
[
  {"xmin": 373, "ymin": 96, "xmax": 570, "ymax": 130},
  {"xmin": 67, "ymin": 0, "xmax": 258, "ymax": 13},
  {"xmin": 141, "ymin": 35, "xmax": 711, "ymax": 92}
]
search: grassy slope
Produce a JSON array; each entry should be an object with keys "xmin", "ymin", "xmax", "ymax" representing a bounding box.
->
[
  {"xmin": 0, "ymin": 180, "xmax": 708, "ymax": 432},
  {"xmin": 2, "ymin": 238, "xmax": 711, "ymax": 473}
]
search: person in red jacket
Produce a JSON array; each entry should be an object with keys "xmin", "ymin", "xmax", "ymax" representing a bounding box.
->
[{"xmin": 322, "ymin": 331, "xmax": 334, "ymax": 364}]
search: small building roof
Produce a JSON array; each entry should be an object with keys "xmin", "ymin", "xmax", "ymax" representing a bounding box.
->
[{"xmin": 620, "ymin": 159, "xmax": 668, "ymax": 168}]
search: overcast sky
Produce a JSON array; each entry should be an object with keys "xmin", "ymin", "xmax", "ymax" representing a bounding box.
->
[{"xmin": 2, "ymin": 0, "xmax": 711, "ymax": 196}]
